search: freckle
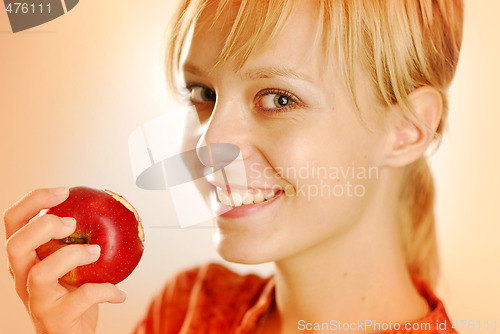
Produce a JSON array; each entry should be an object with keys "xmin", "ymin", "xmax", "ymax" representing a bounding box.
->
[
  {"xmin": 343, "ymin": 272, "xmax": 348, "ymax": 277},
  {"xmin": 361, "ymin": 296, "xmax": 366, "ymax": 301}
]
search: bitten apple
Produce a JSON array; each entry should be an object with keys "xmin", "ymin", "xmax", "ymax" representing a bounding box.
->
[{"xmin": 36, "ymin": 186, "xmax": 145, "ymax": 286}]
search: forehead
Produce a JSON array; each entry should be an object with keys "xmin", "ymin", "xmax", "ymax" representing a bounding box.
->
[{"xmin": 185, "ymin": 0, "xmax": 325, "ymax": 74}]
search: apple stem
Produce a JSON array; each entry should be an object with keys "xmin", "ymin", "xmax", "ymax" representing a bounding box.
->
[{"xmin": 62, "ymin": 236, "xmax": 87, "ymax": 244}]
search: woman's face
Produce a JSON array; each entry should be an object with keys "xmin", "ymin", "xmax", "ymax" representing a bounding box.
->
[{"xmin": 181, "ymin": 0, "xmax": 391, "ymax": 264}]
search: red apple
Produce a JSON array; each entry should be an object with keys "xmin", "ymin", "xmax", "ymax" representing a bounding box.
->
[{"xmin": 36, "ymin": 186, "xmax": 145, "ymax": 286}]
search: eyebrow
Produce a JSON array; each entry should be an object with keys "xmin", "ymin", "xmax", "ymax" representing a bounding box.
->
[
  {"xmin": 239, "ymin": 66, "xmax": 313, "ymax": 82},
  {"xmin": 183, "ymin": 63, "xmax": 206, "ymax": 77},
  {"xmin": 183, "ymin": 63, "xmax": 313, "ymax": 82}
]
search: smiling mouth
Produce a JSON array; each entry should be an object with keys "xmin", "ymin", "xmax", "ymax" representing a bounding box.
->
[{"xmin": 215, "ymin": 186, "xmax": 282, "ymax": 207}]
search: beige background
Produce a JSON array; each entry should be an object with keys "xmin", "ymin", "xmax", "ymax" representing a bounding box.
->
[{"xmin": 0, "ymin": 1, "xmax": 498, "ymax": 333}]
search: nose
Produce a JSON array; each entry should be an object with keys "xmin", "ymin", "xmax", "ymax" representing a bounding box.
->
[
  {"xmin": 196, "ymin": 142, "xmax": 240, "ymax": 170},
  {"xmin": 196, "ymin": 98, "xmax": 250, "ymax": 169}
]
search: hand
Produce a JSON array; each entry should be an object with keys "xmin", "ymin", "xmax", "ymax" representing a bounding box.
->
[{"xmin": 4, "ymin": 187, "xmax": 127, "ymax": 334}]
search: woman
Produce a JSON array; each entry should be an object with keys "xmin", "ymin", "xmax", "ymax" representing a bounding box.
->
[{"xmin": 3, "ymin": 0, "xmax": 464, "ymax": 333}]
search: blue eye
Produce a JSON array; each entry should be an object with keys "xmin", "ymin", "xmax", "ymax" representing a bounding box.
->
[{"xmin": 187, "ymin": 85, "xmax": 216, "ymax": 103}]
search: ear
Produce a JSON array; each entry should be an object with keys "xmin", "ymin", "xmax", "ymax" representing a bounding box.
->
[{"xmin": 383, "ymin": 86, "xmax": 443, "ymax": 167}]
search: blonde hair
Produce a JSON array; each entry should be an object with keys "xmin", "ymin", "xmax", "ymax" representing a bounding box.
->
[{"xmin": 164, "ymin": 0, "xmax": 464, "ymax": 288}]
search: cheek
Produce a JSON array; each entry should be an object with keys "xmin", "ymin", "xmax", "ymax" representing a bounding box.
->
[
  {"xmin": 265, "ymin": 117, "xmax": 383, "ymax": 223},
  {"xmin": 267, "ymin": 118, "xmax": 380, "ymax": 182}
]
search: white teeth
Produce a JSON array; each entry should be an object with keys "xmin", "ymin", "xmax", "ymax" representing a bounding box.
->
[
  {"xmin": 253, "ymin": 192, "xmax": 265, "ymax": 204},
  {"xmin": 215, "ymin": 187, "xmax": 280, "ymax": 207},
  {"xmin": 230, "ymin": 193, "xmax": 243, "ymax": 206},
  {"xmin": 217, "ymin": 188, "xmax": 232, "ymax": 206},
  {"xmin": 242, "ymin": 192, "xmax": 254, "ymax": 205},
  {"xmin": 265, "ymin": 191, "xmax": 275, "ymax": 200}
]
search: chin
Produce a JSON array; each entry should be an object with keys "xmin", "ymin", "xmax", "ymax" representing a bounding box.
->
[
  {"xmin": 213, "ymin": 235, "xmax": 263, "ymax": 265},
  {"xmin": 212, "ymin": 226, "xmax": 297, "ymax": 265}
]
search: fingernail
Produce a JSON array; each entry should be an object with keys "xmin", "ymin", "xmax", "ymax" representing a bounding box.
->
[
  {"xmin": 51, "ymin": 186, "xmax": 69, "ymax": 196},
  {"xmin": 119, "ymin": 288, "xmax": 128, "ymax": 298},
  {"xmin": 87, "ymin": 244, "xmax": 101, "ymax": 257},
  {"xmin": 61, "ymin": 217, "xmax": 76, "ymax": 227}
]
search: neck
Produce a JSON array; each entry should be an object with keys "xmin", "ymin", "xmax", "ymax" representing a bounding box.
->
[{"xmin": 270, "ymin": 168, "xmax": 430, "ymax": 333}]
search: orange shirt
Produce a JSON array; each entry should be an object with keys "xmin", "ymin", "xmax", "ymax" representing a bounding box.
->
[{"xmin": 134, "ymin": 263, "xmax": 458, "ymax": 334}]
